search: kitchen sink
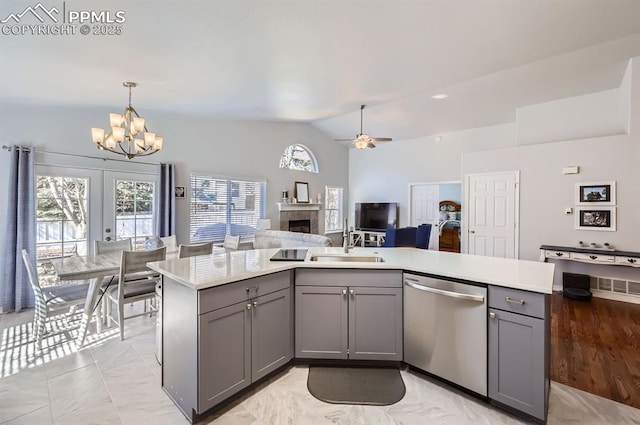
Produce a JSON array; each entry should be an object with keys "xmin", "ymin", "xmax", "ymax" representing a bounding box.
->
[{"xmin": 309, "ymin": 254, "xmax": 385, "ymax": 263}]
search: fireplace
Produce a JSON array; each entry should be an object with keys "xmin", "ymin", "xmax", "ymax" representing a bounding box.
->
[
  {"xmin": 289, "ymin": 219, "xmax": 311, "ymax": 233},
  {"xmin": 278, "ymin": 203, "xmax": 320, "ymax": 234}
]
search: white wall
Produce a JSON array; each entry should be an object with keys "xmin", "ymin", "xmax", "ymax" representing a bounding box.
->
[
  {"xmin": 348, "ymin": 123, "xmax": 516, "ymax": 226},
  {"xmin": 0, "ymin": 103, "xmax": 348, "ymax": 248},
  {"xmin": 516, "ymin": 88, "xmax": 628, "ymax": 146}
]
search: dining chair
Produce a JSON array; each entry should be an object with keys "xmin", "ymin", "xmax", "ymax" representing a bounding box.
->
[
  {"xmin": 22, "ymin": 249, "xmax": 90, "ymax": 350},
  {"xmin": 178, "ymin": 242, "xmax": 214, "ymax": 259},
  {"xmin": 160, "ymin": 235, "xmax": 178, "ymax": 253},
  {"xmin": 105, "ymin": 247, "xmax": 166, "ymax": 340},
  {"xmin": 94, "ymin": 238, "xmax": 133, "ymax": 255},
  {"xmin": 94, "ymin": 238, "xmax": 134, "ymax": 319},
  {"xmin": 223, "ymin": 234, "xmax": 241, "ymax": 251}
]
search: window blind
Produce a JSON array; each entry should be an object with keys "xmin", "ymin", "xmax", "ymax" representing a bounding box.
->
[{"xmin": 190, "ymin": 174, "xmax": 266, "ymax": 243}]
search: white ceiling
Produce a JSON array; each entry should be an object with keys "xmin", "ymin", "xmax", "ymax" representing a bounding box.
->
[{"xmin": 2, "ymin": 0, "xmax": 640, "ymax": 140}]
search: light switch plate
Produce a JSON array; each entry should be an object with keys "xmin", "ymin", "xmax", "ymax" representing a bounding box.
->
[{"xmin": 564, "ymin": 207, "xmax": 573, "ymax": 215}]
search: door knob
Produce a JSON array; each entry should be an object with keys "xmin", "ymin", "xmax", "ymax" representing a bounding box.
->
[
  {"xmin": 349, "ymin": 289, "xmax": 355, "ymax": 296},
  {"xmin": 469, "ymin": 230, "xmax": 475, "ymax": 234},
  {"xmin": 246, "ymin": 303, "xmax": 252, "ymax": 310},
  {"xmin": 105, "ymin": 228, "xmax": 111, "ymax": 233},
  {"xmin": 105, "ymin": 236, "xmax": 112, "ymax": 241},
  {"xmin": 342, "ymin": 289, "xmax": 347, "ymax": 296}
]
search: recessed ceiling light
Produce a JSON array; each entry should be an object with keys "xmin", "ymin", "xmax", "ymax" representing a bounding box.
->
[{"xmin": 432, "ymin": 94, "xmax": 448, "ymax": 100}]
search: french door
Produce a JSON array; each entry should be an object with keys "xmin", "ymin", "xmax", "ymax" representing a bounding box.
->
[{"xmin": 35, "ymin": 166, "xmax": 158, "ymax": 259}]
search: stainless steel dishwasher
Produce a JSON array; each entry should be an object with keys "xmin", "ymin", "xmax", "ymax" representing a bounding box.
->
[{"xmin": 404, "ymin": 273, "xmax": 487, "ymax": 396}]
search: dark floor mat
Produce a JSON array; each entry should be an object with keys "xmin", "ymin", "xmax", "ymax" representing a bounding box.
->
[{"xmin": 307, "ymin": 366, "xmax": 406, "ymax": 406}]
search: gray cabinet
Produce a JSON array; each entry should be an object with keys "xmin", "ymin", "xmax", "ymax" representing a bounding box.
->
[
  {"xmin": 295, "ymin": 269, "xmax": 402, "ymax": 361},
  {"xmin": 163, "ymin": 271, "xmax": 293, "ymax": 421},
  {"xmin": 488, "ymin": 286, "xmax": 549, "ymax": 422},
  {"xmin": 199, "ymin": 301, "xmax": 252, "ymax": 412}
]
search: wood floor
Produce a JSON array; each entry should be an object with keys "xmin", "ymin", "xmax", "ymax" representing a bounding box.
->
[{"xmin": 551, "ymin": 292, "xmax": 640, "ymax": 409}]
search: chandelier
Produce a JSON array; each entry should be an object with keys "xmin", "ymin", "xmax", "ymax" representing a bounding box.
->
[{"xmin": 91, "ymin": 82, "xmax": 163, "ymax": 159}]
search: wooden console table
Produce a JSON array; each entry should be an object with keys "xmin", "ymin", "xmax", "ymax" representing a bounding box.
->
[{"xmin": 539, "ymin": 245, "xmax": 640, "ymax": 267}]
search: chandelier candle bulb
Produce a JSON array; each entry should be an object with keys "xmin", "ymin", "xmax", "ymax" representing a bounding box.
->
[
  {"xmin": 109, "ymin": 113, "xmax": 123, "ymax": 127},
  {"xmin": 92, "ymin": 128, "xmax": 104, "ymax": 143}
]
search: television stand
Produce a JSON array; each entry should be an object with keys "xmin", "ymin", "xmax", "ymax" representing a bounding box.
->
[{"xmin": 351, "ymin": 230, "xmax": 386, "ymax": 247}]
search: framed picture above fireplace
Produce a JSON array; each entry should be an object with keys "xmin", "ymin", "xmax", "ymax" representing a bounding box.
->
[{"xmin": 295, "ymin": 181, "xmax": 310, "ymax": 203}]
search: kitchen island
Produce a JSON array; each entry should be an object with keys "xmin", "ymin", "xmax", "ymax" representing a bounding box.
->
[{"xmin": 148, "ymin": 247, "xmax": 554, "ymax": 423}]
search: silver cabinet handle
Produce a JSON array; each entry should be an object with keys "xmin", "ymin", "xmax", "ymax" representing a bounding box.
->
[
  {"xmin": 253, "ymin": 301, "xmax": 258, "ymax": 308},
  {"xmin": 349, "ymin": 289, "xmax": 355, "ymax": 296},
  {"xmin": 404, "ymin": 281, "xmax": 484, "ymax": 302},
  {"xmin": 505, "ymin": 296, "xmax": 525, "ymax": 305},
  {"xmin": 246, "ymin": 303, "xmax": 252, "ymax": 310},
  {"xmin": 489, "ymin": 312, "xmax": 496, "ymax": 319},
  {"xmin": 342, "ymin": 289, "xmax": 347, "ymax": 296}
]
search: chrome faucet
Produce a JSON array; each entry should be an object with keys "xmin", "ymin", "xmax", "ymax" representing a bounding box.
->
[{"xmin": 343, "ymin": 218, "xmax": 351, "ymax": 253}]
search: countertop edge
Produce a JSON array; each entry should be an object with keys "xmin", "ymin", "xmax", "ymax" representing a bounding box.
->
[{"xmin": 148, "ymin": 249, "xmax": 554, "ymax": 294}]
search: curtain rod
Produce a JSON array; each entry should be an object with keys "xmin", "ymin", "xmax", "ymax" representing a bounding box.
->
[{"xmin": 2, "ymin": 145, "xmax": 160, "ymax": 166}]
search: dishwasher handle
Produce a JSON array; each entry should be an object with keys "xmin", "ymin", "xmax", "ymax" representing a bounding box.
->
[{"xmin": 404, "ymin": 280, "xmax": 485, "ymax": 303}]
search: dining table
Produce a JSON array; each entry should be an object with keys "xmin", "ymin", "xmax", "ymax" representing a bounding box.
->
[
  {"xmin": 48, "ymin": 249, "xmax": 185, "ymax": 347},
  {"xmin": 48, "ymin": 252, "xmax": 123, "ymax": 347}
]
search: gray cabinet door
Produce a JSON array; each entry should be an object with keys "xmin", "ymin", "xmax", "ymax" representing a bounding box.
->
[
  {"xmin": 489, "ymin": 308, "xmax": 545, "ymax": 420},
  {"xmin": 198, "ymin": 301, "xmax": 251, "ymax": 413},
  {"xmin": 295, "ymin": 286, "xmax": 348, "ymax": 359},
  {"xmin": 252, "ymin": 288, "xmax": 293, "ymax": 382},
  {"xmin": 349, "ymin": 286, "xmax": 403, "ymax": 361}
]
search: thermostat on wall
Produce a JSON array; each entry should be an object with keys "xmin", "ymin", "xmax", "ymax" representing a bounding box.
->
[{"xmin": 562, "ymin": 166, "xmax": 579, "ymax": 175}]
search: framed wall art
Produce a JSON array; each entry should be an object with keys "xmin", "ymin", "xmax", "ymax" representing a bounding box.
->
[
  {"xmin": 575, "ymin": 207, "xmax": 616, "ymax": 231},
  {"xmin": 575, "ymin": 181, "xmax": 615, "ymax": 206},
  {"xmin": 294, "ymin": 181, "xmax": 310, "ymax": 203}
]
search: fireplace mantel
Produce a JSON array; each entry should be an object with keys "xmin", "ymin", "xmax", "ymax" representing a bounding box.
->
[{"xmin": 276, "ymin": 203, "xmax": 321, "ymax": 212}]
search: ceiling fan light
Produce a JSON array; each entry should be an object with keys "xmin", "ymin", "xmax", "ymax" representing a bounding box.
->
[{"xmin": 354, "ymin": 139, "xmax": 369, "ymax": 149}]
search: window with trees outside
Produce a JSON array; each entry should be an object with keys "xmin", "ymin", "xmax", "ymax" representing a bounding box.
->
[
  {"xmin": 279, "ymin": 144, "xmax": 318, "ymax": 173},
  {"xmin": 114, "ymin": 180, "xmax": 155, "ymax": 251},
  {"xmin": 325, "ymin": 186, "xmax": 343, "ymax": 233},
  {"xmin": 190, "ymin": 174, "xmax": 266, "ymax": 243},
  {"xmin": 36, "ymin": 176, "xmax": 89, "ymax": 260}
]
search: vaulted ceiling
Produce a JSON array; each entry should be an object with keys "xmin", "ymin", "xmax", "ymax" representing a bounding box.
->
[{"xmin": 2, "ymin": 0, "xmax": 640, "ymax": 140}]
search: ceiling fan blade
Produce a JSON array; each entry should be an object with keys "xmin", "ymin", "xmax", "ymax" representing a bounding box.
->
[
  {"xmin": 370, "ymin": 137, "xmax": 392, "ymax": 142},
  {"xmin": 334, "ymin": 139, "xmax": 355, "ymax": 142}
]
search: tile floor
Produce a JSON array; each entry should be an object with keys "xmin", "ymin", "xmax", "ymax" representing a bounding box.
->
[{"xmin": 1, "ymin": 308, "xmax": 640, "ymax": 425}]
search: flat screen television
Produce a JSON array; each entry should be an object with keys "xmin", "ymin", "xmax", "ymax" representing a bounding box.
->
[{"xmin": 355, "ymin": 202, "xmax": 398, "ymax": 232}]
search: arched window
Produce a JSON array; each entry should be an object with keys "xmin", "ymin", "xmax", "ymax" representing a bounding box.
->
[{"xmin": 279, "ymin": 144, "xmax": 318, "ymax": 173}]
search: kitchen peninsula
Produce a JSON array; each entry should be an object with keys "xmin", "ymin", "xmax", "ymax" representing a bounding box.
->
[{"xmin": 148, "ymin": 247, "xmax": 555, "ymax": 423}]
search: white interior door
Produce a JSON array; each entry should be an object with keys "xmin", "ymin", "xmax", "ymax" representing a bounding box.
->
[
  {"xmin": 466, "ymin": 171, "xmax": 519, "ymax": 258},
  {"xmin": 103, "ymin": 171, "xmax": 159, "ymax": 251},
  {"xmin": 409, "ymin": 184, "xmax": 439, "ymax": 249}
]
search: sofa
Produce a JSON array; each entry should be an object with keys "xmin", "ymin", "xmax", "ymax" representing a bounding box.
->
[{"xmin": 253, "ymin": 230, "xmax": 333, "ymax": 249}]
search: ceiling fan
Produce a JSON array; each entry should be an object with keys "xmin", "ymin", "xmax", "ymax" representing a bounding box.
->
[{"xmin": 334, "ymin": 104, "xmax": 392, "ymax": 149}]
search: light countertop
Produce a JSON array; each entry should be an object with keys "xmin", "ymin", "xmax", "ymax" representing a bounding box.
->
[{"xmin": 148, "ymin": 247, "xmax": 555, "ymax": 294}]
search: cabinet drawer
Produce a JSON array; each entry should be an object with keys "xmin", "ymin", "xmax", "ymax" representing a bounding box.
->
[
  {"xmin": 544, "ymin": 250, "xmax": 570, "ymax": 259},
  {"xmin": 295, "ymin": 269, "xmax": 401, "ymax": 288},
  {"xmin": 489, "ymin": 286, "xmax": 546, "ymax": 319},
  {"xmin": 615, "ymin": 256, "xmax": 640, "ymax": 267},
  {"xmin": 571, "ymin": 252, "xmax": 615, "ymax": 263},
  {"xmin": 199, "ymin": 271, "xmax": 291, "ymax": 315}
]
